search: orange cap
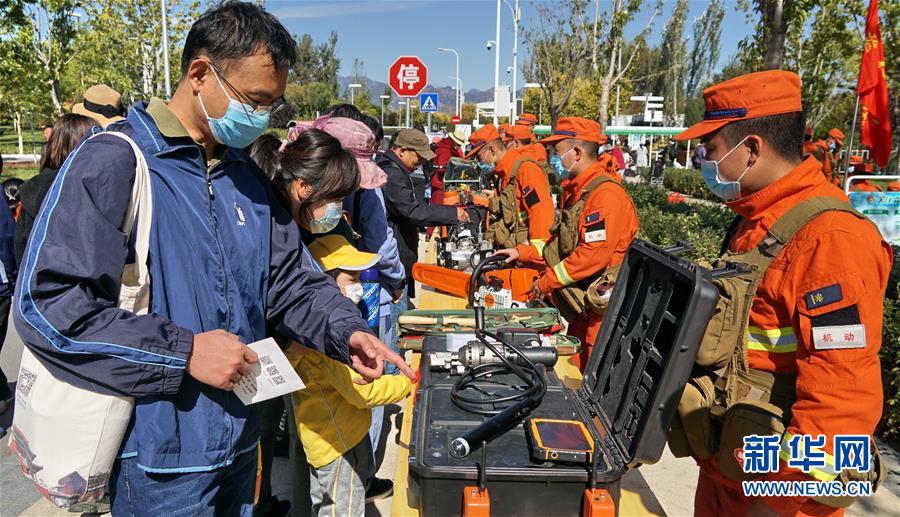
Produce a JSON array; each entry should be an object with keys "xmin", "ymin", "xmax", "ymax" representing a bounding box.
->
[
  {"xmin": 539, "ymin": 117, "xmax": 603, "ymax": 145},
  {"xmin": 804, "ymin": 126, "xmax": 813, "ymax": 137},
  {"xmin": 674, "ymin": 70, "xmax": 802, "ymax": 141},
  {"xmin": 887, "ymin": 181, "xmax": 900, "ymax": 192},
  {"xmin": 849, "ymin": 155, "xmax": 864, "ymax": 165},
  {"xmin": 505, "ymin": 124, "xmax": 534, "ymax": 142},
  {"xmin": 828, "ymin": 128, "xmax": 844, "ymax": 144},
  {"xmin": 516, "ymin": 113, "xmax": 538, "ymax": 126},
  {"xmin": 499, "ymin": 123, "xmax": 512, "ymax": 135},
  {"xmin": 466, "ymin": 124, "xmax": 502, "ymax": 158}
]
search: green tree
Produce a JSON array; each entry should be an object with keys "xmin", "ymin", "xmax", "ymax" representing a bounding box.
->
[
  {"xmin": 3, "ymin": 0, "xmax": 82, "ymax": 116},
  {"xmin": 685, "ymin": 0, "xmax": 725, "ymax": 97},
  {"xmin": 67, "ymin": 0, "xmax": 200, "ymax": 105},
  {"xmin": 521, "ymin": 0, "xmax": 593, "ymax": 128}
]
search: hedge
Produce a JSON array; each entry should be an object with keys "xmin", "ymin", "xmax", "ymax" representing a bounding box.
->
[
  {"xmin": 625, "ymin": 183, "xmax": 900, "ymax": 446},
  {"xmin": 637, "ymin": 166, "xmax": 720, "ymax": 202}
]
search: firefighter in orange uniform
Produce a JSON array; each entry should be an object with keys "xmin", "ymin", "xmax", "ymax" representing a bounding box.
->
[
  {"xmin": 506, "ymin": 124, "xmax": 548, "ymax": 162},
  {"xmin": 497, "ymin": 118, "xmax": 639, "ymax": 369},
  {"xmin": 887, "ymin": 180, "xmax": 900, "ymax": 192},
  {"xmin": 498, "ymin": 123, "xmax": 513, "ymax": 139},
  {"xmin": 802, "ymin": 126, "xmax": 818, "ymax": 157},
  {"xmin": 469, "ymin": 124, "xmax": 554, "ymax": 268},
  {"xmin": 673, "ymin": 70, "xmax": 891, "ymax": 517},
  {"xmin": 849, "ymin": 156, "xmax": 883, "ymax": 192},
  {"xmin": 516, "ymin": 113, "xmax": 538, "ymax": 129}
]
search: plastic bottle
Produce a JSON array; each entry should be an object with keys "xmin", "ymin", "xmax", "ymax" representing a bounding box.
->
[{"xmin": 359, "ymin": 268, "xmax": 381, "ymax": 332}]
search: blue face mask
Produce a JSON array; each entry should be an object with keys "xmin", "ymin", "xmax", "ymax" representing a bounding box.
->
[
  {"xmin": 699, "ymin": 136, "xmax": 752, "ymax": 201},
  {"xmin": 479, "ymin": 161, "xmax": 495, "ymax": 174},
  {"xmin": 197, "ymin": 67, "xmax": 270, "ymax": 149},
  {"xmin": 828, "ymin": 142, "xmax": 837, "ymax": 152},
  {"xmin": 309, "ymin": 201, "xmax": 343, "ymax": 234},
  {"xmin": 550, "ymin": 148, "xmax": 575, "ymax": 177}
]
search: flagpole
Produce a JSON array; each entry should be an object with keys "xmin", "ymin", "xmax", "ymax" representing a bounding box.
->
[{"xmin": 844, "ymin": 95, "xmax": 860, "ymax": 188}]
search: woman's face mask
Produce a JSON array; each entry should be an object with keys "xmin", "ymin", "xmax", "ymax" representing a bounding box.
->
[{"xmin": 308, "ymin": 201, "xmax": 343, "ymax": 234}]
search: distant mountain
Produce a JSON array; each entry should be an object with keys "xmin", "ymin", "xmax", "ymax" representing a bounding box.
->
[{"xmin": 336, "ymin": 76, "xmax": 506, "ymax": 115}]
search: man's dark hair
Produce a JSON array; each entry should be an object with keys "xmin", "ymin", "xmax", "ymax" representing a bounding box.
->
[
  {"xmin": 719, "ymin": 111, "xmax": 805, "ymax": 162},
  {"xmin": 181, "ymin": 1, "xmax": 296, "ymax": 76},
  {"xmin": 325, "ymin": 104, "xmax": 363, "ymax": 120},
  {"xmin": 572, "ymin": 139, "xmax": 599, "ymax": 158},
  {"xmin": 515, "ymin": 138, "xmax": 531, "ymax": 146}
]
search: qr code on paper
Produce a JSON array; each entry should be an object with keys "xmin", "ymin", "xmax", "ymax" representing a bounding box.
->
[
  {"xmin": 271, "ymin": 375, "xmax": 285, "ymax": 386},
  {"xmin": 265, "ymin": 365, "xmax": 280, "ymax": 377},
  {"xmin": 17, "ymin": 368, "xmax": 37, "ymax": 398},
  {"xmin": 259, "ymin": 355, "xmax": 273, "ymax": 366}
]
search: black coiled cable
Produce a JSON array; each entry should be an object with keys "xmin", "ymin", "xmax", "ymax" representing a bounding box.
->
[{"xmin": 450, "ymin": 328, "xmax": 548, "ymax": 416}]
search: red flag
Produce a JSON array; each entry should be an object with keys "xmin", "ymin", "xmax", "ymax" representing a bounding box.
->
[{"xmin": 856, "ymin": 0, "xmax": 892, "ymax": 168}]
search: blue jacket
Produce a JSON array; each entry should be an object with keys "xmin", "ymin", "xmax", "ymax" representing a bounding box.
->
[
  {"xmin": 14, "ymin": 100, "xmax": 369, "ymax": 472},
  {"xmin": 0, "ymin": 203, "xmax": 15, "ymax": 297}
]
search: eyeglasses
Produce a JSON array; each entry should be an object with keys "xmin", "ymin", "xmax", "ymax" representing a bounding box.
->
[{"xmin": 207, "ymin": 61, "xmax": 287, "ymax": 117}]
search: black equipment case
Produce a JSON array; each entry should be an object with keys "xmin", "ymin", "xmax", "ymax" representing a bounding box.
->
[{"xmin": 408, "ymin": 240, "xmax": 720, "ymax": 516}]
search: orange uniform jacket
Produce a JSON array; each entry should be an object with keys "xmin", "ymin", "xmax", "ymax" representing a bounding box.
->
[
  {"xmin": 805, "ymin": 140, "xmax": 834, "ymax": 182},
  {"xmin": 519, "ymin": 142, "xmax": 548, "ymax": 163},
  {"xmin": 852, "ymin": 179, "xmax": 882, "ymax": 192},
  {"xmin": 536, "ymin": 162, "xmax": 638, "ymax": 295},
  {"xmin": 494, "ymin": 148, "xmax": 555, "ymax": 265},
  {"xmin": 597, "ymin": 151, "xmax": 619, "ymax": 177},
  {"xmin": 698, "ymin": 158, "xmax": 892, "ymax": 516}
]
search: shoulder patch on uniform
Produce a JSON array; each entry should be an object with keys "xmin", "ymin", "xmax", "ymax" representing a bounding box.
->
[
  {"xmin": 585, "ymin": 211, "xmax": 601, "ymax": 223},
  {"xmin": 584, "ymin": 220, "xmax": 606, "ymax": 243},
  {"xmin": 524, "ymin": 187, "xmax": 540, "ymax": 208},
  {"xmin": 805, "ymin": 283, "xmax": 842, "ymax": 310}
]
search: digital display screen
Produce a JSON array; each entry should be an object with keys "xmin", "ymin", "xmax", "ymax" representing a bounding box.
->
[{"xmin": 532, "ymin": 419, "xmax": 593, "ymax": 452}]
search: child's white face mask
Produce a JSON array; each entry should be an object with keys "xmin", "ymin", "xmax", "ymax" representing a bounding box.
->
[{"xmin": 344, "ymin": 282, "xmax": 364, "ymax": 304}]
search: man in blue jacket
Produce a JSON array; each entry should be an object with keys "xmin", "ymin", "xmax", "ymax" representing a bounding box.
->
[{"xmin": 13, "ymin": 3, "xmax": 412, "ymax": 515}]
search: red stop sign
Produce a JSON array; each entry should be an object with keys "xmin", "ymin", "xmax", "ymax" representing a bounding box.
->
[
  {"xmin": 389, "ymin": 56, "xmax": 428, "ymax": 97},
  {"xmin": 451, "ymin": 116, "xmax": 461, "ymax": 124}
]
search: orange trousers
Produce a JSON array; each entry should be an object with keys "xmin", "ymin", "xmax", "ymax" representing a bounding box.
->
[
  {"xmin": 694, "ymin": 459, "xmax": 844, "ymax": 517},
  {"xmin": 567, "ymin": 313, "xmax": 603, "ymax": 372}
]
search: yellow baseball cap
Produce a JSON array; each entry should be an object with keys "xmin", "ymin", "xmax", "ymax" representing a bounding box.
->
[{"xmin": 307, "ymin": 235, "xmax": 381, "ymax": 272}]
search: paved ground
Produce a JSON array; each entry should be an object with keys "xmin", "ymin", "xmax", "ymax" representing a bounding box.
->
[{"xmin": 2, "ymin": 288, "xmax": 899, "ymax": 516}]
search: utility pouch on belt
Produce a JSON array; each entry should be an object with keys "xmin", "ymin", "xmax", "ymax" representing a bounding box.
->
[
  {"xmin": 667, "ymin": 197, "xmax": 881, "ymax": 500},
  {"xmin": 542, "ymin": 175, "xmax": 620, "ymax": 323}
]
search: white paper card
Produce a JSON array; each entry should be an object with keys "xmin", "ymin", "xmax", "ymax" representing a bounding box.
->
[{"xmin": 234, "ymin": 338, "xmax": 305, "ymax": 405}]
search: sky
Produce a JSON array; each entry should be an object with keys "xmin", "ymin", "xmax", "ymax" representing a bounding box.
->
[{"xmin": 263, "ymin": 0, "xmax": 755, "ymax": 93}]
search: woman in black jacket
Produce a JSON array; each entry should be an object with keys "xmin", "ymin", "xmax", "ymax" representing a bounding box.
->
[{"xmin": 15, "ymin": 114, "xmax": 96, "ymax": 266}]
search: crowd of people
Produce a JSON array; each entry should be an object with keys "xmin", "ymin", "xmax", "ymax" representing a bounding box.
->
[{"xmin": 0, "ymin": 2, "xmax": 894, "ymax": 517}]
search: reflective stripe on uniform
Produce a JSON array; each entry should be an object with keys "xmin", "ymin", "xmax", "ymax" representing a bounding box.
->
[
  {"xmin": 747, "ymin": 326, "xmax": 798, "ymax": 353},
  {"xmin": 552, "ymin": 261, "xmax": 575, "ymax": 287},
  {"xmin": 530, "ymin": 239, "xmax": 546, "ymax": 255},
  {"xmin": 778, "ymin": 431, "xmax": 838, "ymax": 482}
]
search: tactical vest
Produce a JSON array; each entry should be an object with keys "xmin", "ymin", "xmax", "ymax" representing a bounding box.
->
[
  {"xmin": 667, "ymin": 196, "xmax": 884, "ymax": 506},
  {"xmin": 487, "ymin": 158, "xmax": 540, "ymax": 249},
  {"xmin": 542, "ymin": 174, "xmax": 621, "ymax": 322}
]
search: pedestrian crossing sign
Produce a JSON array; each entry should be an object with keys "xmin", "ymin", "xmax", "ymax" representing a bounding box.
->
[{"xmin": 420, "ymin": 93, "xmax": 438, "ymax": 113}]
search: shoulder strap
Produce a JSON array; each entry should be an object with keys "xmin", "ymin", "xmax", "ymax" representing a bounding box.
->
[
  {"xmin": 508, "ymin": 157, "xmax": 535, "ymax": 182},
  {"xmin": 719, "ymin": 215, "xmax": 744, "ymax": 256},
  {"xmin": 578, "ymin": 174, "xmax": 619, "ymax": 202},
  {"xmin": 95, "ymin": 131, "xmax": 153, "ymax": 316},
  {"xmin": 744, "ymin": 196, "xmax": 865, "ymax": 269}
]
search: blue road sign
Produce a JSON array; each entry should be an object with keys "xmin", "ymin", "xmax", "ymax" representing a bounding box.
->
[{"xmin": 420, "ymin": 93, "xmax": 438, "ymax": 113}]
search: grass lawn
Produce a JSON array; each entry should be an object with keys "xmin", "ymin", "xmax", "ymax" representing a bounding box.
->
[{"xmin": 0, "ymin": 125, "xmax": 45, "ymax": 155}]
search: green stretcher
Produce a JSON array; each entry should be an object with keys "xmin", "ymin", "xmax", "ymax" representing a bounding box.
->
[{"xmin": 396, "ymin": 308, "xmax": 581, "ymax": 355}]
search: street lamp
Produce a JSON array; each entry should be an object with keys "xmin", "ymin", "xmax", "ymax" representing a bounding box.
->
[
  {"xmin": 379, "ymin": 95, "xmax": 390, "ymax": 126},
  {"xmin": 524, "ymin": 83, "xmax": 544, "ymax": 124},
  {"xmin": 160, "ymin": 0, "xmax": 171, "ymax": 98},
  {"xmin": 492, "ymin": 0, "xmax": 501, "ymax": 125},
  {"xmin": 438, "ymin": 48, "xmax": 461, "ymax": 116},
  {"xmin": 501, "ymin": 0, "xmax": 519, "ymax": 122},
  {"xmin": 348, "ymin": 83, "xmax": 362, "ymax": 105}
]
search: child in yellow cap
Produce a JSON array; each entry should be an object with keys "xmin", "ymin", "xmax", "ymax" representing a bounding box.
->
[{"xmin": 287, "ymin": 234, "xmax": 414, "ymax": 516}]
